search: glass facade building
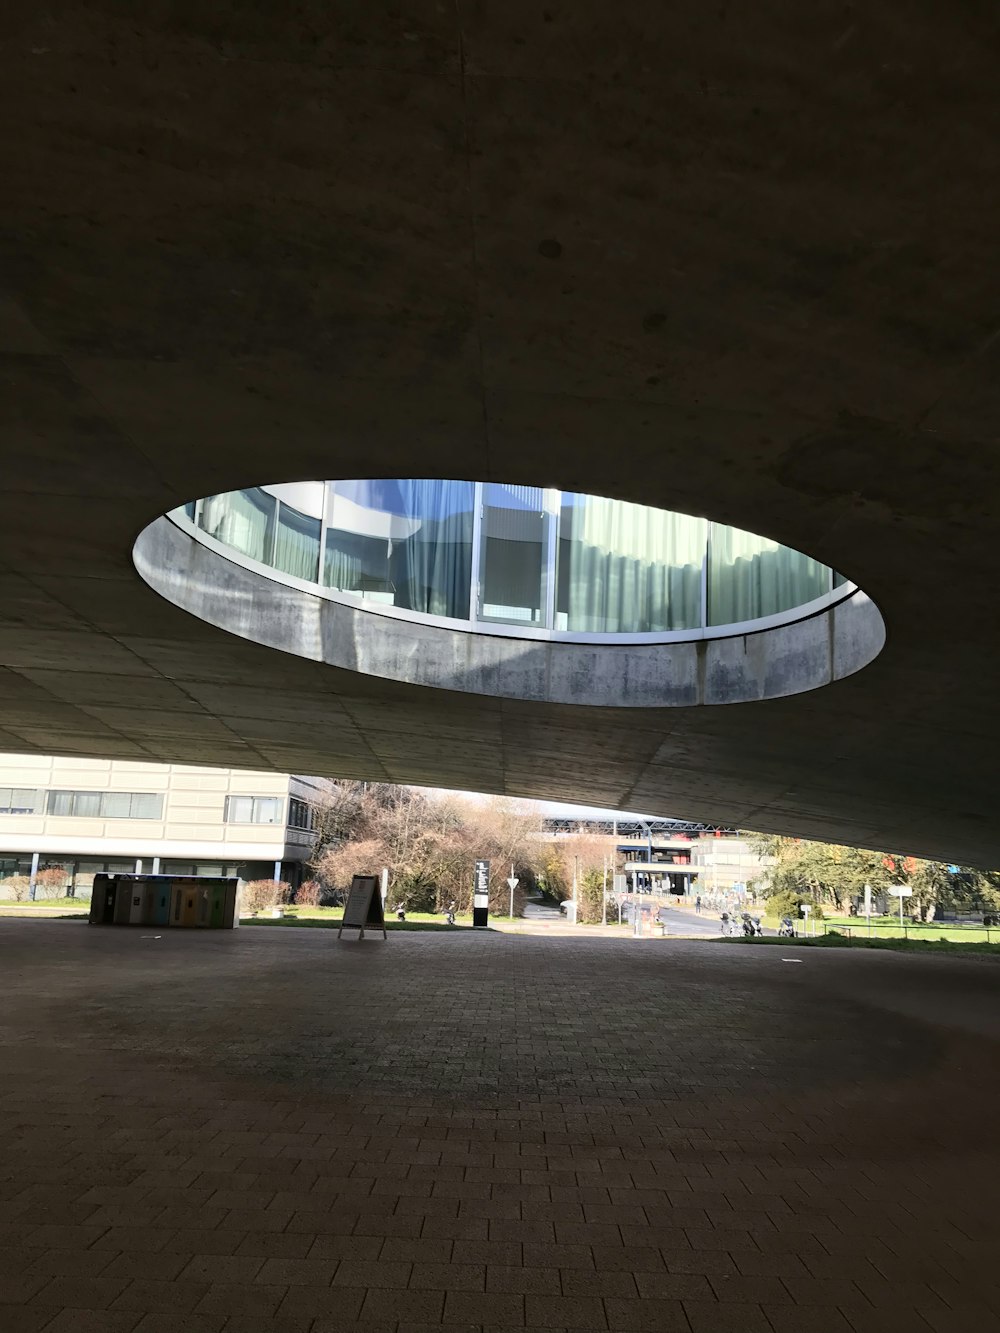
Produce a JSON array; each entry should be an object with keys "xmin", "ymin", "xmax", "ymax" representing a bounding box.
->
[{"xmin": 181, "ymin": 480, "xmax": 848, "ymax": 642}]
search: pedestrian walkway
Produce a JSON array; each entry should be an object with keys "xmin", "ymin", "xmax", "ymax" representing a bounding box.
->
[{"xmin": 2, "ymin": 920, "xmax": 1000, "ymax": 1331}]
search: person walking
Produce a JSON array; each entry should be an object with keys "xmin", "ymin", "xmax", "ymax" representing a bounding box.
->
[{"xmin": 695, "ymin": 894, "xmax": 702, "ymax": 914}]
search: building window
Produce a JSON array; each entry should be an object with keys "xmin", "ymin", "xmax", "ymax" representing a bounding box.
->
[
  {"xmin": 46, "ymin": 791, "xmax": 164, "ymax": 819},
  {"xmin": 0, "ymin": 787, "xmax": 39, "ymax": 815},
  {"xmin": 224, "ymin": 795, "xmax": 283, "ymax": 825},
  {"xmin": 288, "ymin": 798, "xmax": 313, "ymax": 831}
]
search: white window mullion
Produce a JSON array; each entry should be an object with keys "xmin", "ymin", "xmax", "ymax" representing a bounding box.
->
[
  {"xmin": 543, "ymin": 487, "xmax": 560, "ymax": 631},
  {"xmin": 469, "ymin": 480, "xmax": 484, "ymax": 623}
]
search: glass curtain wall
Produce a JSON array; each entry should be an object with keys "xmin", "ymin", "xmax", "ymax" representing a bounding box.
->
[
  {"xmin": 707, "ymin": 524, "xmax": 830, "ymax": 625},
  {"xmin": 271, "ymin": 483, "xmax": 323, "ymax": 582},
  {"xmin": 480, "ymin": 484, "xmax": 547, "ymax": 626},
  {"xmin": 199, "ymin": 488, "xmax": 276, "ymax": 564},
  {"xmin": 182, "ymin": 481, "xmax": 841, "ymax": 636},
  {"xmin": 556, "ymin": 493, "xmax": 705, "ymax": 633},
  {"xmin": 323, "ymin": 479, "xmax": 475, "ymax": 620}
]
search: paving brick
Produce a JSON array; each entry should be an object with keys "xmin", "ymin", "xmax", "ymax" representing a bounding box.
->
[
  {"xmin": 634, "ymin": 1270, "xmax": 712, "ymax": 1299},
  {"xmin": 333, "ymin": 1258, "xmax": 412, "ymax": 1288},
  {"xmin": 765, "ymin": 1303, "xmax": 860, "ymax": 1333},
  {"xmin": 411, "ymin": 1261, "xmax": 485, "ymax": 1290},
  {"xmin": 255, "ymin": 1256, "xmax": 339, "ymax": 1285},
  {"xmin": 308, "ymin": 1234, "xmax": 384, "ymax": 1262},
  {"xmin": 452, "ymin": 1238, "xmax": 522, "ymax": 1266},
  {"xmin": 361, "ymin": 1288, "xmax": 447, "ymax": 1323},
  {"xmin": 276, "ymin": 1284, "xmax": 367, "ymax": 1320},
  {"xmin": 221, "ymin": 1318, "xmax": 316, "ymax": 1333},
  {"xmin": 112, "ymin": 1278, "xmax": 211, "ymax": 1313},
  {"xmin": 194, "ymin": 1283, "xmax": 289, "ymax": 1318},
  {"xmin": 31, "ymin": 1276, "xmax": 131, "ymax": 1310},
  {"xmin": 683, "ymin": 1298, "xmax": 773, "ymax": 1331},
  {"xmin": 178, "ymin": 1254, "xmax": 266, "ymax": 1284},
  {"xmin": 444, "ymin": 1290, "xmax": 525, "ymax": 1324},
  {"xmin": 0, "ymin": 1308, "xmax": 62, "ymax": 1333},
  {"xmin": 485, "ymin": 1263, "xmax": 560, "ymax": 1294},
  {"xmin": 603, "ymin": 1296, "xmax": 690, "ymax": 1330},
  {"xmin": 559, "ymin": 1267, "xmax": 636, "ymax": 1297},
  {"xmin": 36, "ymin": 1314, "xmax": 143, "ymax": 1333},
  {"xmin": 236, "ymin": 1231, "xmax": 315, "ymax": 1259}
]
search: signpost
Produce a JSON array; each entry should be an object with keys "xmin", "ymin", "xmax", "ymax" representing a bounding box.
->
[
  {"xmin": 507, "ymin": 865, "xmax": 519, "ymax": 919},
  {"xmin": 473, "ymin": 859, "xmax": 490, "ymax": 929},
  {"xmin": 888, "ymin": 885, "xmax": 912, "ymax": 934}
]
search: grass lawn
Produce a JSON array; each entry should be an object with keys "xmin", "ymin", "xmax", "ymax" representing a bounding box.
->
[
  {"xmin": 0, "ymin": 897, "xmax": 89, "ymax": 915},
  {"xmin": 242, "ymin": 906, "xmax": 475, "ymax": 932},
  {"xmin": 725, "ymin": 931, "xmax": 1000, "ymax": 956},
  {"xmin": 821, "ymin": 915, "xmax": 1000, "ymax": 945}
]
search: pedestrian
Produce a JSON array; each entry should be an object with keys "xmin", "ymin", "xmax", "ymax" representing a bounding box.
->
[{"xmin": 695, "ymin": 894, "xmax": 702, "ymax": 914}]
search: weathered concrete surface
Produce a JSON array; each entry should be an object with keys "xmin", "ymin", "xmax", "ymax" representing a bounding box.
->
[
  {"xmin": 0, "ymin": 6, "xmax": 999, "ymax": 860},
  {"xmin": 135, "ymin": 517, "xmax": 882, "ymax": 710}
]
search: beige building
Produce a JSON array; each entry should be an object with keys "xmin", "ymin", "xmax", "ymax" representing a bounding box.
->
[
  {"xmin": 688, "ymin": 834, "xmax": 775, "ymax": 903},
  {"xmin": 0, "ymin": 753, "xmax": 327, "ymax": 898}
]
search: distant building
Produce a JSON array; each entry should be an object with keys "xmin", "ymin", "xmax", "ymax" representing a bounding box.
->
[
  {"xmin": 688, "ymin": 833, "xmax": 775, "ymax": 902},
  {"xmin": 538, "ymin": 817, "xmax": 774, "ymax": 902},
  {"xmin": 617, "ymin": 833, "xmax": 696, "ymax": 896},
  {"xmin": 0, "ymin": 753, "xmax": 328, "ymax": 898}
]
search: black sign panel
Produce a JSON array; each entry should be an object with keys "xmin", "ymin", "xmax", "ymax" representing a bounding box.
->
[{"xmin": 473, "ymin": 858, "xmax": 490, "ymax": 929}]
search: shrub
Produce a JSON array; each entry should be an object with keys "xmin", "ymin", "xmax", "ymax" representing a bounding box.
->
[
  {"xmin": 242, "ymin": 879, "xmax": 292, "ymax": 914},
  {"xmin": 295, "ymin": 879, "xmax": 322, "ymax": 907},
  {"xmin": 34, "ymin": 866, "xmax": 70, "ymax": 899},
  {"xmin": 766, "ymin": 889, "xmax": 803, "ymax": 919},
  {"xmin": 2, "ymin": 874, "xmax": 31, "ymax": 902}
]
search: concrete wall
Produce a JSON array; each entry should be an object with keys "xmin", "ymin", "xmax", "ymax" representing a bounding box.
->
[{"xmin": 135, "ymin": 516, "xmax": 886, "ymax": 711}]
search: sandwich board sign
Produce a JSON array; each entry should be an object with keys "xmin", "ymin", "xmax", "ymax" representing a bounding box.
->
[{"xmin": 337, "ymin": 874, "xmax": 387, "ymax": 940}]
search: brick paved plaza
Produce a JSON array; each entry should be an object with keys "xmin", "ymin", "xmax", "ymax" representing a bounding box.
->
[{"xmin": 2, "ymin": 921, "xmax": 1000, "ymax": 1332}]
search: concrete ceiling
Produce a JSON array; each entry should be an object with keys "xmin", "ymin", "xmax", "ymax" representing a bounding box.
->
[{"xmin": 1, "ymin": 4, "xmax": 999, "ymax": 863}]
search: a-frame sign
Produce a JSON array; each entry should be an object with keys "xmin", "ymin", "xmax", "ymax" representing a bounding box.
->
[{"xmin": 337, "ymin": 874, "xmax": 387, "ymax": 940}]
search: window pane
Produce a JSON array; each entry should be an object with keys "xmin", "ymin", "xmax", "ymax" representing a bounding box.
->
[
  {"xmin": 556, "ymin": 494, "xmax": 705, "ymax": 633},
  {"xmin": 226, "ymin": 796, "xmax": 254, "ymax": 823},
  {"xmin": 707, "ymin": 524, "xmax": 830, "ymax": 625},
  {"xmin": 130, "ymin": 794, "xmax": 163, "ymax": 820},
  {"xmin": 74, "ymin": 792, "xmax": 102, "ymax": 818},
  {"xmin": 11, "ymin": 788, "xmax": 38, "ymax": 813},
  {"xmin": 252, "ymin": 798, "xmax": 282, "ymax": 825},
  {"xmin": 324, "ymin": 479, "xmax": 474, "ymax": 620},
  {"xmin": 101, "ymin": 792, "xmax": 132, "ymax": 818},
  {"xmin": 480, "ymin": 483, "xmax": 546, "ymax": 626},
  {"xmin": 199, "ymin": 488, "xmax": 276, "ymax": 564},
  {"xmin": 274, "ymin": 500, "xmax": 321, "ymax": 581},
  {"xmin": 48, "ymin": 791, "xmax": 73, "ymax": 816}
]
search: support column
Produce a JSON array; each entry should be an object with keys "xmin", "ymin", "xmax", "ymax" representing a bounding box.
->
[
  {"xmin": 151, "ymin": 856, "xmax": 160, "ymax": 875},
  {"xmin": 28, "ymin": 851, "xmax": 39, "ymax": 901},
  {"xmin": 273, "ymin": 859, "xmax": 282, "ymax": 883},
  {"xmin": 135, "ymin": 858, "xmax": 143, "ymax": 874}
]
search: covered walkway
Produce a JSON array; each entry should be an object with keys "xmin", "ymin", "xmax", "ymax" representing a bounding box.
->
[{"xmin": 1, "ymin": 921, "xmax": 999, "ymax": 1330}]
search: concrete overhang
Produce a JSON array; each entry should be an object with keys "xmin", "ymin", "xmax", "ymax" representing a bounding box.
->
[{"xmin": 1, "ymin": 6, "xmax": 999, "ymax": 864}]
